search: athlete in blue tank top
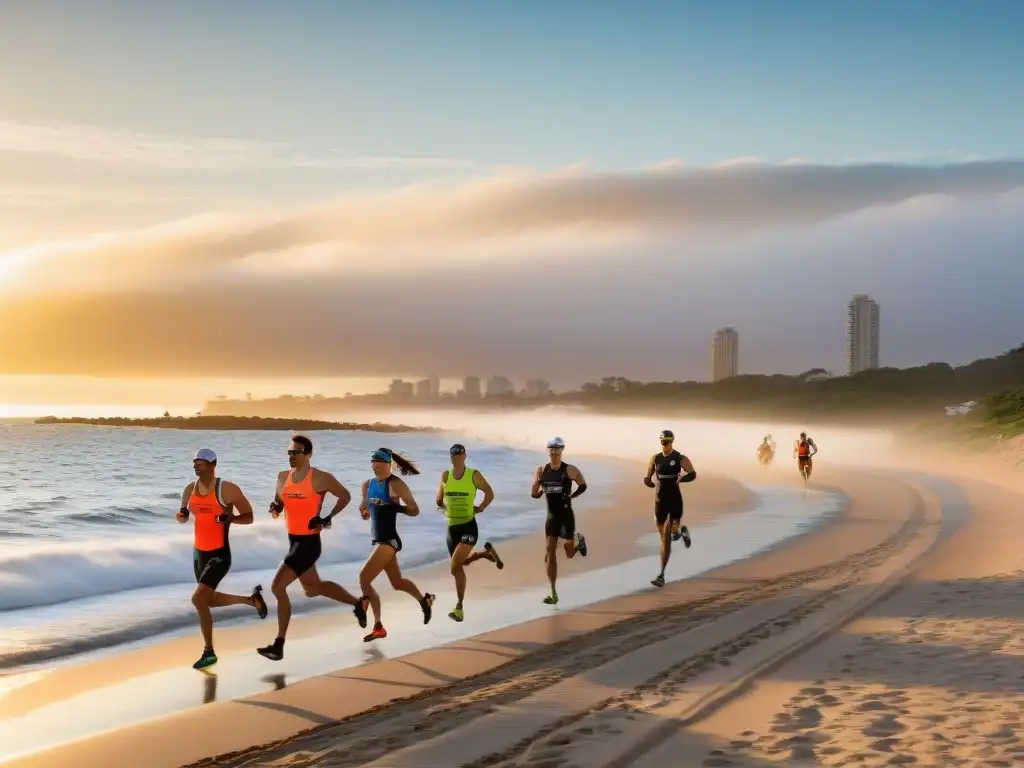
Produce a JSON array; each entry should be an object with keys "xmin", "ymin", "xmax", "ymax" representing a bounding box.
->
[{"xmin": 358, "ymin": 448, "xmax": 435, "ymax": 642}]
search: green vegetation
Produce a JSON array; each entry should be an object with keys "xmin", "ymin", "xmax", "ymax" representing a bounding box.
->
[
  {"xmin": 33, "ymin": 415, "xmax": 440, "ymax": 433},
  {"xmin": 201, "ymin": 345, "xmax": 1024, "ymax": 427}
]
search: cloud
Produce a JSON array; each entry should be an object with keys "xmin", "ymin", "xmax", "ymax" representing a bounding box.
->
[
  {"xmin": 0, "ymin": 120, "xmax": 491, "ymax": 173},
  {"xmin": 0, "ymin": 160, "xmax": 1021, "ymax": 384},
  {"xmin": 2, "ymin": 158, "xmax": 1024, "ymax": 294}
]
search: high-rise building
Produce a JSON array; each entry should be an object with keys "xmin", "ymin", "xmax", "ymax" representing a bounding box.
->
[
  {"xmin": 486, "ymin": 375, "xmax": 514, "ymax": 397},
  {"xmin": 388, "ymin": 379, "xmax": 414, "ymax": 398},
  {"xmin": 523, "ymin": 378, "xmax": 552, "ymax": 398},
  {"xmin": 845, "ymin": 294, "xmax": 880, "ymax": 375},
  {"xmin": 414, "ymin": 375, "xmax": 441, "ymax": 399},
  {"xmin": 709, "ymin": 327, "xmax": 739, "ymax": 382},
  {"xmin": 461, "ymin": 376, "xmax": 482, "ymax": 399}
]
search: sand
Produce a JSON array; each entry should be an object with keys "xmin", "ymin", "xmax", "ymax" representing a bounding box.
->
[{"xmin": 7, "ymin": 453, "xmax": 1016, "ymax": 768}]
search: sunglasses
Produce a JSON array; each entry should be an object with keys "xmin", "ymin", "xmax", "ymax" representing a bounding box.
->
[
  {"xmin": 286, "ymin": 449, "xmax": 307, "ymax": 456},
  {"xmin": 660, "ymin": 439, "xmax": 673, "ymax": 445}
]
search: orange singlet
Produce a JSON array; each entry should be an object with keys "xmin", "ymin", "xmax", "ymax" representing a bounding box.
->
[
  {"xmin": 189, "ymin": 479, "xmax": 231, "ymax": 551},
  {"xmin": 281, "ymin": 468, "xmax": 326, "ymax": 536},
  {"xmin": 797, "ymin": 441, "xmax": 811, "ymax": 459}
]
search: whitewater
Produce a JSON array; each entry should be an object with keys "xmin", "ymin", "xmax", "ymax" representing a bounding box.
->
[{"xmin": 0, "ymin": 421, "xmax": 619, "ymax": 670}]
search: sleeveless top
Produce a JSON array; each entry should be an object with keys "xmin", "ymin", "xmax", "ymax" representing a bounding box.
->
[
  {"xmin": 189, "ymin": 478, "xmax": 231, "ymax": 552},
  {"xmin": 282, "ymin": 468, "xmax": 326, "ymax": 536},
  {"xmin": 652, "ymin": 450, "xmax": 683, "ymax": 496},
  {"xmin": 367, "ymin": 475, "xmax": 401, "ymax": 543},
  {"xmin": 539, "ymin": 462, "xmax": 573, "ymax": 515},
  {"xmin": 442, "ymin": 467, "xmax": 477, "ymax": 525}
]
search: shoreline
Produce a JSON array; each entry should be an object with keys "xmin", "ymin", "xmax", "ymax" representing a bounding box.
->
[
  {"xmin": 0, "ymin": 464, "xmax": 879, "ymax": 768},
  {"xmin": 0, "ymin": 463, "xmax": 776, "ymax": 762},
  {"xmin": 32, "ymin": 415, "xmax": 442, "ymax": 433}
]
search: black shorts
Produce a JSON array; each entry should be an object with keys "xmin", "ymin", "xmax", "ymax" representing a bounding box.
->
[
  {"xmin": 446, "ymin": 518, "xmax": 479, "ymax": 556},
  {"xmin": 655, "ymin": 489, "xmax": 684, "ymax": 525},
  {"xmin": 372, "ymin": 534, "xmax": 403, "ymax": 553},
  {"xmin": 283, "ymin": 533, "xmax": 322, "ymax": 577},
  {"xmin": 194, "ymin": 547, "xmax": 231, "ymax": 589},
  {"xmin": 545, "ymin": 509, "xmax": 576, "ymax": 540}
]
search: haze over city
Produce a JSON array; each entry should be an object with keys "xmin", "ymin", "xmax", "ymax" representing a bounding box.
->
[{"xmin": 1, "ymin": 1, "xmax": 1022, "ymax": 413}]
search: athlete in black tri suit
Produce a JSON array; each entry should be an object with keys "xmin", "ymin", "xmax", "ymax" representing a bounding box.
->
[
  {"xmin": 643, "ymin": 430, "xmax": 696, "ymax": 588},
  {"xmin": 531, "ymin": 437, "xmax": 588, "ymax": 605}
]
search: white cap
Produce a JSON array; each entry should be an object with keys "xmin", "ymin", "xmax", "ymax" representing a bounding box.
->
[
  {"xmin": 546, "ymin": 436, "xmax": 565, "ymax": 449},
  {"xmin": 193, "ymin": 448, "xmax": 217, "ymax": 463}
]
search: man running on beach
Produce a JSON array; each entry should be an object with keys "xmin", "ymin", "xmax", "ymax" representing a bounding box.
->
[
  {"xmin": 643, "ymin": 430, "xmax": 696, "ymax": 588},
  {"xmin": 178, "ymin": 448, "xmax": 268, "ymax": 670},
  {"xmin": 531, "ymin": 437, "xmax": 588, "ymax": 605},
  {"xmin": 257, "ymin": 435, "xmax": 367, "ymax": 661},
  {"xmin": 435, "ymin": 443, "xmax": 503, "ymax": 622},
  {"xmin": 793, "ymin": 431, "xmax": 818, "ymax": 480}
]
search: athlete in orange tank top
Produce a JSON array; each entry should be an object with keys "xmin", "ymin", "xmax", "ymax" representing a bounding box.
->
[
  {"xmin": 281, "ymin": 468, "xmax": 326, "ymax": 536},
  {"xmin": 257, "ymin": 434, "xmax": 367, "ymax": 662},
  {"xmin": 177, "ymin": 448, "xmax": 268, "ymax": 670}
]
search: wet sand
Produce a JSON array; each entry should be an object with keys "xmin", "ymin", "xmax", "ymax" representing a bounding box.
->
[
  {"xmin": 0, "ymin": 462, "xmax": 890, "ymax": 768},
  {"xmin": 0, "ymin": 466, "xmax": 772, "ymax": 765}
]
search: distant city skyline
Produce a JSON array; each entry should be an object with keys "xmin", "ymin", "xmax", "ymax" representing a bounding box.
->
[{"xmin": 0, "ymin": 2, "xmax": 1020, "ymax": 401}]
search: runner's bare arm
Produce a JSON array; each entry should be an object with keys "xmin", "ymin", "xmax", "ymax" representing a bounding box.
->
[
  {"xmin": 316, "ymin": 469, "xmax": 352, "ymax": 519},
  {"xmin": 644, "ymin": 455, "xmax": 656, "ymax": 487},
  {"xmin": 436, "ymin": 470, "xmax": 448, "ymax": 509},
  {"xmin": 569, "ymin": 465, "xmax": 588, "ymax": 498},
  {"xmin": 391, "ymin": 477, "xmax": 419, "ymax": 516},
  {"xmin": 220, "ymin": 481, "xmax": 254, "ymax": 523},
  {"xmin": 177, "ymin": 483, "xmax": 194, "ymax": 522},
  {"xmin": 269, "ymin": 470, "xmax": 287, "ymax": 516},
  {"xmin": 473, "ymin": 470, "xmax": 495, "ymax": 513},
  {"xmin": 531, "ymin": 465, "xmax": 544, "ymax": 498},
  {"xmin": 679, "ymin": 455, "xmax": 697, "ymax": 483},
  {"xmin": 359, "ymin": 479, "xmax": 370, "ymax": 519}
]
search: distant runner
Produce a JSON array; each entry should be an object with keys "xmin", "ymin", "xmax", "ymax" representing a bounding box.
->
[
  {"xmin": 793, "ymin": 431, "xmax": 818, "ymax": 481},
  {"xmin": 178, "ymin": 448, "xmax": 268, "ymax": 670},
  {"xmin": 643, "ymin": 430, "xmax": 695, "ymax": 588},
  {"xmin": 757, "ymin": 436, "xmax": 775, "ymax": 467},
  {"xmin": 435, "ymin": 443, "xmax": 503, "ymax": 622},
  {"xmin": 359, "ymin": 448, "xmax": 435, "ymax": 642},
  {"xmin": 531, "ymin": 437, "xmax": 588, "ymax": 606},
  {"xmin": 257, "ymin": 435, "xmax": 367, "ymax": 661}
]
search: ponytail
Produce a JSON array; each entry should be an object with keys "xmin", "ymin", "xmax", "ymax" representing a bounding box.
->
[{"xmin": 377, "ymin": 447, "xmax": 420, "ymax": 476}]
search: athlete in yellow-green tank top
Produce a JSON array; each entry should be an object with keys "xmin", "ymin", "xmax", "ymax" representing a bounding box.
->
[{"xmin": 435, "ymin": 443, "xmax": 504, "ymax": 622}]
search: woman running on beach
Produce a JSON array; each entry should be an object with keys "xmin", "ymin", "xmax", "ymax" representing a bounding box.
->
[
  {"xmin": 435, "ymin": 443, "xmax": 504, "ymax": 622},
  {"xmin": 359, "ymin": 448, "xmax": 435, "ymax": 642}
]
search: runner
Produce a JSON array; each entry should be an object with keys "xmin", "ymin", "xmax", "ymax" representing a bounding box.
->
[
  {"xmin": 359, "ymin": 448, "xmax": 435, "ymax": 642},
  {"xmin": 177, "ymin": 448, "xmax": 268, "ymax": 670},
  {"xmin": 531, "ymin": 437, "xmax": 588, "ymax": 606},
  {"xmin": 643, "ymin": 430, "xmax": 695, "ymax": 588},
  {"xmin": 757, "ymin": 436, "xmax": 775, "ymax": 467},
  {"xmin": 257, "ymin": 435, "xmax": 367, "ymax": 661},
  {"xmin": 793, "ymin": 431, "xmax": 818, "ymax": 481},
  {"xmin": 434, "ymin": 443, "xmax": 503, "ymax": 622}
]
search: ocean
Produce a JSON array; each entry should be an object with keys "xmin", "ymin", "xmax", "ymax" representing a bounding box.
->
[{"xmin": 0, "ymin": 421, "xmax": 619, "ymax": 671}]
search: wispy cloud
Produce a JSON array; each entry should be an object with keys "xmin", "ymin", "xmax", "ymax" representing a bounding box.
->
[
  {"xmin": 0, "ymin": 120, "xmax": 491, "ymax": 173},
  {"xmin": 2, "ymin": 159, "xmax": 1023, "ymax": 295},
  {"xmin": 0, "ymin": 184, "xmax": 194, "ymax": 208}
]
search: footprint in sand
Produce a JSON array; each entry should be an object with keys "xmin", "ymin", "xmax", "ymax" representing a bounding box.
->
[{"xmin": 862, "ymin": 714, "xmax": 906, "ymax": 738}]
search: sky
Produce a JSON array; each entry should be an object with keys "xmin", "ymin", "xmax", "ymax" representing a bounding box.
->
[{"xmin": 0, "ymin": 0, "xmax": 1022, "ymax": 407}]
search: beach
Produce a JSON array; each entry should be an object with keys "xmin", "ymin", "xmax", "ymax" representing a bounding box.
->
[{"xmin": 2, "ymin": 426, "xmax": 1020, "ymax": 767}]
